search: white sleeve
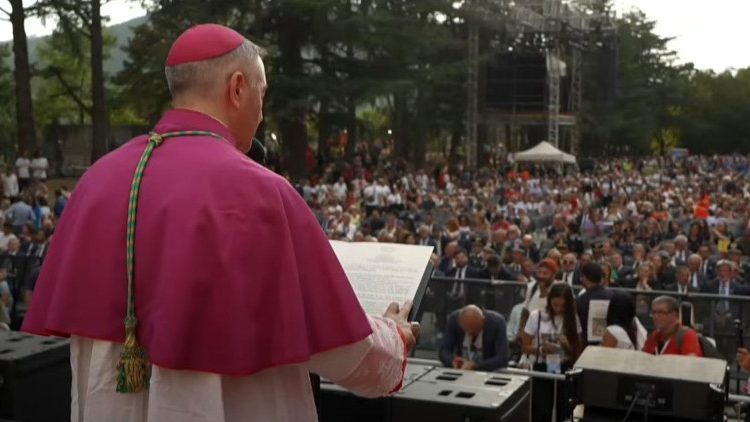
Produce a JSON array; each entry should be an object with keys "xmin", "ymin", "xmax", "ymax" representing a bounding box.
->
[
  {"xmin": 307, "ymin": 315, "xmax": 406, "ymax": 398},
  {"xmin": 523, "ymin": 310, "xmax": 539, "ymax": 337}
]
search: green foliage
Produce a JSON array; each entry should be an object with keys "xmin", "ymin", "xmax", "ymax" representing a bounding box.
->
[
  {"xmin": 0, "ymin": 45, "xmax": 16, "ymax": 157},
  {"xmin": 34, "ymin": 28, "xmax": 115, "ymax": 127},
  {"xmin": 6, "ymin": 1, "xmax": 750, "ymax": 164}
]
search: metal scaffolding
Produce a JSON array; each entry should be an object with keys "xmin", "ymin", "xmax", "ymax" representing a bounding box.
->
[
  {"xmin": 466, "ymin": 7, "xmax": 480, "ymax": 168},
  {"xmin": 464, "ymin": 0, "xmax": 616, "ymax": 164}
]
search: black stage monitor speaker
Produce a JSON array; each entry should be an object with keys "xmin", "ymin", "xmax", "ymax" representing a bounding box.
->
[
  {"xmin": 0, "ymin": 332, "xmax": 71, "ymax": 422},
  {"xmin": 574, "ymin": 346, "xmax": 726, "ymax": 421},
  {"xmin": 390, "ymin": 367, "xmax": 529, "ymax": 422},
  {"xmin": 320, "ymin": 362, "xmax": 530, "ymax": 422},
  {"xmin": 319, "ymin": 361, "xmax": 434, "ymax": 422}
]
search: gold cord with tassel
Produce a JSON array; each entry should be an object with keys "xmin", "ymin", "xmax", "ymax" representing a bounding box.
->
[
  {"xmin": 116, "ymin": 319, "xmax": 150, "ymax": 393},
  {"xmin": 114, "ymin": 131, "xmax": 225, "ymax": 394}
]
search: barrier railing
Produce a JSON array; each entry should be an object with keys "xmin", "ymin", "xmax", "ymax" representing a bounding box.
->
[
  {"xmin": 417, "ymin": 276, "xmax": 750, "ymax": 372},
  {"xmin": 2, "ymin": 254, "xmax": 44, "ymax": 329}
]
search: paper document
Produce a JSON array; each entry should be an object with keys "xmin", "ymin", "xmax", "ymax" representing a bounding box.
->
[
  {"xmin": 587, "ymin": 299, "xmax": 611, "ymax": 343},
  {"xmin": 329, "ymin": 240, "xmax": 433, "ymax": 316}
]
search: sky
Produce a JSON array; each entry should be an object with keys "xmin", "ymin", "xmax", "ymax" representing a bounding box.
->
[{"xmin": 0, "ymin": 0, "xmax": 748, "ymax": 72}]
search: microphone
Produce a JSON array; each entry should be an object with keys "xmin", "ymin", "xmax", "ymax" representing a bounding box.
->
[{"xmin": 248, "ymin": 138, "xmax": 267, "ymax": 165}]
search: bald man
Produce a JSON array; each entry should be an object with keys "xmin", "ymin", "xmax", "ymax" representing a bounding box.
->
[
  {"xmin": 23, "ymin": 24, "xmax": 416, "ymax": 422},
  {"xmin": 439, "ymin": 305, "xmax": 509, "ymax": 371}
]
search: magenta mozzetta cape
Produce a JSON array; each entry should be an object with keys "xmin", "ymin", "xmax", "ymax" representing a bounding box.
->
[{"xmin": 22, "ymin": 109, "xmax": 373, "ymax": 375}]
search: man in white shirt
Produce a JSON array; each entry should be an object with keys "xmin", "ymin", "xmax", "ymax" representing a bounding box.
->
[
  {"xmin": 15, "ymin": 150, "xmax": 31, "ymax": 192},
  {"xmin": 30, "ymin": 150, "xmax": 49, "ymax": 181},
  {"xmin": 332, "ymin": 177, "xmax": 348, "ymax": 201},
  {"xmin": 525, "ymin": 259, "xmax": 559, "ymax": 313},
  {"xmin": 1, "ymin": 167, "xmax": 19, "ymax": 198},
  {"xmin": 0, "ymin": 223, "xmax": 17, "ymax": 252},
  {"xmin": 374, "ymin": 178, "xmax": 391, "ymax": 208}
]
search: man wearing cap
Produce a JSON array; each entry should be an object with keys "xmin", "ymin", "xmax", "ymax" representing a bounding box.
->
[{"xmin": 23, "ymin": 24, "xmax": 416, "ymax": 422}]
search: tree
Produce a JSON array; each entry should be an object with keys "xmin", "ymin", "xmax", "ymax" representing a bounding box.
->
[
  {"xmin": 114, "ymin": 0, "xmax": 241, "ymax": 125},
  {"xmin": 35, "ymin": 27, "xmax": 116, "ymax": 128},
  {"xmin": 116, "ymin": 0, "xmax": 472, "ymax": 177},
  {"xmin": 41, "ymin": 0, "xmax": 112, "ymax": 162},
  {"xmin": 1, "ymin": 0, "xmax": 38, "ymax": 154},
  {"xmin": 0, "ymin": 45, "xmax": 16, "ymax": 155},
  {"xmin": 677, "ymin": 68, "xmax": 750, "ymax": 154},
  {"xmin": 580, "ymin": 10, "xmax": 687, "ymax": 155}
]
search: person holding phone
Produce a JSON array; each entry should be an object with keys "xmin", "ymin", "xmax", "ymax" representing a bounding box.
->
[{"xmin": 521, "ymin": 283, "xmax": 582, "ymax": 422}]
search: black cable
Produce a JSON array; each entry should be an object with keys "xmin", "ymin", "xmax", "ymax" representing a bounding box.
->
[{"xmin": 621, "ymin": 390, "xmax": 641, "ymax": 422}]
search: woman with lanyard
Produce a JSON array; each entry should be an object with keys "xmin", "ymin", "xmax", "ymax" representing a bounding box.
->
[{"xmin": 521, "ymin": 283, "xmax": 582, "ymax": 422}]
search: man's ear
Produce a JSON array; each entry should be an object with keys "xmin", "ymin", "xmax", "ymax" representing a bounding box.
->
[{"xmin": 228, "ymin": 71, "xmax": 246, "ymax": 108}]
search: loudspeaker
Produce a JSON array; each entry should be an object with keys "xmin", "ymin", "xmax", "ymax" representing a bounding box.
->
[
  {"xmin": 0, "ymin": 332, "xmax": 71, "ymax": 422},
  {"xmin": 575, "ymin": 347, "xmax": 726, "ymax": 421},
  {"xmin": 319, "ymin": 362, "xmax": 434, "ymax": 422},
  {"xmin": 391, "ymin": 368, "xmax": 530, "ymax": 422}
]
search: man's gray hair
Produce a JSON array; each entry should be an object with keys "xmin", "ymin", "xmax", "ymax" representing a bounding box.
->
[
  {"xmin": 165, "ymin": 39, "xmax": 265, "ymax": 99},
  {"xmin": 652, "ymin": 295, "xmax": 679, "ymax": 313},
  {"xmin": 675, "ymin": 234, "xmax": 688, "ymax": 243},
  {"xmin": 675, "ymin": 265, "xmax": 690, "ymax": 276}
]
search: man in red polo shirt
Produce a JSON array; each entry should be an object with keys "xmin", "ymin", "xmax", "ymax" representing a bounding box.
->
[{"xmin": 643, "ymin": 295, "xmax": 703, "ymax": 356}]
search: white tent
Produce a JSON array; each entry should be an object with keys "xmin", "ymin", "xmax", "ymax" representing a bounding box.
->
[{"xmin": 513, "ymin": 141, "xmax": 576, "ymax": 164}]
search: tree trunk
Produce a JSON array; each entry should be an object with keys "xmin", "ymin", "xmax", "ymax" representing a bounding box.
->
[
  {"xmin": 392, "ymin": 92, "xmax": 408, "ymax": 160},
  {"xmin": 345, "ymin": 98, "xmax": 357, "ymax": 160},
  {"xmin": 280, "ymin": 117, "xmax": 308, "ymax": 181},
  {"xmin": 317, "ymin": 97, "xmax": 330, "ymax": 166},
  {"xmin": 10, "ymin": 0, "xmax": 36, "ymax": 154},
  {"xmin": 90, "ymin": 0, "xmax": 109, "ymax": 163},
  {"xmin": 277, "ymin": 11, "xmax": 307, "ymax": 181}
]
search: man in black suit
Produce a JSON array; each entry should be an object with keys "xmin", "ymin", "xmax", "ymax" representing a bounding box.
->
[
  {"xmin": 705, "ymin": 260, "xmax": 749, "ymax": 314},
  {"xmin": 416, "ymin": 224, "xmax": 438, "ymax": 253},
  {"xmin": 609, "ymin": 253, "xmax": 632, "ymax": 286},
  {"xmin": 728, "ymin": 248, "xmax": 750, "ymax": 283},
  {"xmin": 673, "ymin": 235, "xmax": 690, "ymax": 267},
  {"xmin": 439, "ymin": 305, "xmax": 509, "ymax": 371},
  {"xmin": 446, "ymin": 249, "xmax": 482, "ymax": 305},
  {"xmin": 437, "ymin": 241, "xmax": 460, "ymax": 275},
  {"xmin": 477, "ymin": 255, "xmax": 516, "ymax": 282},
  {"xmin": 686, "ymin": 254, "xmax": 709, "ymax": 292},
  {"xmin": 576, "ymin": 262, "xmax": 614, "ymax": 345},
  {"xmin": 704, "ymin": 260, "xmax": 749, "ymax": 356},
  {"xmin": 558, "ymin": 253, "xmax": 581, "ymax": 286},
  {"xmin": 666, "ymin": 265, "xmax": 700, "ymax": 294},
  {"xmin": 698, "ymin": 244, "xmax": 717, "ymax": 280}
]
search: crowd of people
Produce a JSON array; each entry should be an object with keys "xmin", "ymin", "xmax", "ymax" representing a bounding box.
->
[
  {"xmin": 5, "ymin": 139, "xmax": 750, "ymax": 412},
  {"xmin": 291, "ymin": 152, "xmax": 750, "ymax": 419},
  {"xmin": 0, "ymin": 149, "xmax": 64, "ymax": 326}
]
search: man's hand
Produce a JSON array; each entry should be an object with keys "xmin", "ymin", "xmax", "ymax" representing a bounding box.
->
[
  {"xmin": 460, "ymin": 360, "xmax": 477, "ymax": 371},
  {"xmin": 737, "ymin": 348, "xmax": 750, "ymax": 372},
  {"xmin": 384, "ymin": 301, "xmax": 420, "ymax": 354}
]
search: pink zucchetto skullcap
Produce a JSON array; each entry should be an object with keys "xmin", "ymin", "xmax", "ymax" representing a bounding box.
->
[{"xmin": 166, "ymin": 24, "xmax": 245, "ymax": 67}]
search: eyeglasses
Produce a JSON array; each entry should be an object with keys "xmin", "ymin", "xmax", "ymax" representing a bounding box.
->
[{"xmin": 563, "ymin": 260, "xmax": 575, "ymax": 265}]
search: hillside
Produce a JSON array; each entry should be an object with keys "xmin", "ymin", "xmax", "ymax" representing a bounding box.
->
[{"xmin": 4, "ymin": 15, "xmax": 147, "ymax": 76}]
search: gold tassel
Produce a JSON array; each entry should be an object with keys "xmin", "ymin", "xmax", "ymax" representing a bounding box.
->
[{"xmin": 116, "ymin": 325, "xmax": 150, "ymax": 393}]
